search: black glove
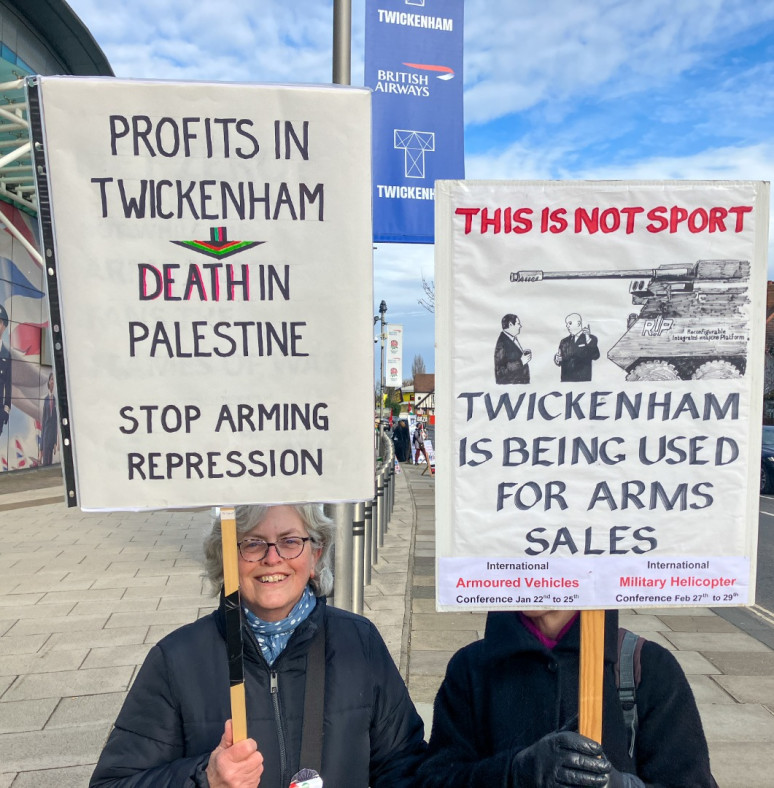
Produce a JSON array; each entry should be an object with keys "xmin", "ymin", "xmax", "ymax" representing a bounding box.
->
[{"xmin": 511, "ymin": 731, "xmax": 611, "ymax": 787}]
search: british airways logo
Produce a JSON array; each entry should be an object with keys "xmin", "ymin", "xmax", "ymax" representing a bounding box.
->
[{"xmin": 403, "ymin": 62, "xmax": 455, "ymax": 80}]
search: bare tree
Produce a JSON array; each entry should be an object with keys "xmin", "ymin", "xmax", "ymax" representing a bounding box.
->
[
  {"xmin": 418, "ymin": 274, "xmax": 435, "ymax": 313},
  {"xmin": 412, "ymin": 354, "xmax": 427, "ymax": 379}
]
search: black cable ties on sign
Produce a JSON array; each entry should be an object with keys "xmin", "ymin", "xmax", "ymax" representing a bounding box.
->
[{"xmin": 224, "ymin": 589, "xmax": 245, "ymax": 687}]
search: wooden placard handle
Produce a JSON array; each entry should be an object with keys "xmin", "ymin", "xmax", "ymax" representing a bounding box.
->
[
  {"xmin": 221, "ymin": 506, "xmax": 247, "ymax": 742},
  {"xmin": 579, "ymin": 609, "xmax": 605, "ymax": 743}
]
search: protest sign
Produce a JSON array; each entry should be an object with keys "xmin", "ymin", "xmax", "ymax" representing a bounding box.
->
[
  {"xmin": 28, "ymin": 77, "xmax": 374, "ymax": 510},
  {"xmin": 435, "ymin": 180, "xmax": 768, "ymax": 611},
  {"xmin": 424, "ymin": 437, "xmax": 435, "ymax": 467}
]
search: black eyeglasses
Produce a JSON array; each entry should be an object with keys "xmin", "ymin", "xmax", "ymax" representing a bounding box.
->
[{"xmin": 237, "ymin": 536, "xmax": 312, "ymax": 562}]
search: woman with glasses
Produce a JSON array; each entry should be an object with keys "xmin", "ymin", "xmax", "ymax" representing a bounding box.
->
[{"xmin": 90, "ymin": 504, "xmax": 426, "ymax": 787}]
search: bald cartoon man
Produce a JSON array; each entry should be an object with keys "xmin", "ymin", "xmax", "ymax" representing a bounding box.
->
[{"xmin": 554, "ymin": 313, "xmax": 600, "ymax": 382}]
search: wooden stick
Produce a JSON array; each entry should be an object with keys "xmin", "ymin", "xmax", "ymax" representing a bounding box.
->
[
  {"xmin": 579, "ymin": 609, "xmax": 605, "ymax": 743},
  {"xmin": 229, "ymin": 684, "xmax": 247, "ymax": 743},
  {"xmin": 221, "ymin": 506, "xmax": 247, "ymax": 742}
]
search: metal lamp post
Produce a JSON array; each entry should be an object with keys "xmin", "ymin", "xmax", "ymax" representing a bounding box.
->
[
  {"xmin": 332, "ymin": 0, "xmax": 351, "ymax": 85},
  {"xmin": 329, "ymin": 0, "xmax": 356, "ymax": 611}
]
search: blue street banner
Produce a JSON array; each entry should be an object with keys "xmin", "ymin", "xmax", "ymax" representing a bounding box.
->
[{"xmin": 365, "ymin": 0, "xmax": 464, "ymax": 243}]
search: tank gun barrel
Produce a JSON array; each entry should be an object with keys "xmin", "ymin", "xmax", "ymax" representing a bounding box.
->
[
  {"xmin": 511, "ymin": 260, "xmax": 748, "ymax": 283},
  {"xmin": 511, "ymin": 269, "xmax": 659, "ymax": 283}
]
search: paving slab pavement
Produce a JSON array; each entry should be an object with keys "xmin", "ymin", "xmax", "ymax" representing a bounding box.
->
[
  {"xmin": 0, "ymin": 463, "xmax": 773, "ymax": 785},
  {"xmin": 0, "ymin": 470, "xmax": 214, "ymax": 785}
]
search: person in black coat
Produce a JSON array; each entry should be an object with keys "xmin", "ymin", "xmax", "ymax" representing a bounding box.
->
[
  {"xmin": 416, "ymin": 609, "xmax": 716, "ymax": 788},
  {"xmin": 90, "ymin": 504, "xmax": 426, "ymax": 787},
  {"xmin": 495, "ymin": 314, "xmax": 531, "ymax": 384},
  {"xmin": 554, "ymin": 313, "xmax": 600, "ymax": 382},
  {"xmin": 393, "ymin": 419, "xmax": 411, "ymax": 462}
]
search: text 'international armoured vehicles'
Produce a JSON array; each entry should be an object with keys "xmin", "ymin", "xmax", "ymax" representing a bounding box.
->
[{"xmin": 511, "ymin": 260, "xmax": 750, "ymax": 381}]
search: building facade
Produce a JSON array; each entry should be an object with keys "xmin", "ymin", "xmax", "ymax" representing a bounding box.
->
[{"xmin": 0, "ymin": 0, "xmax": 111, "ymax": 471}]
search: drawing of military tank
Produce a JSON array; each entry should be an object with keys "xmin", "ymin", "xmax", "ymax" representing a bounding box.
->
[{"xmin": 510, "ymin": 260, "xmax": 750, "ymax": 380}]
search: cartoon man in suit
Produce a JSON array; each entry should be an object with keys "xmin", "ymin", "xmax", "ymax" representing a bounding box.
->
[
  {"xmin": 554, "ymin": 312, "xmax": 600, "ymax": 382},
  {"xmin": 494, "ymin": 313, "xmax": 531, "ymax": 384},
  {"xmin": 0, "ymin": 304, "xmax": 10, "ymax": 436}
]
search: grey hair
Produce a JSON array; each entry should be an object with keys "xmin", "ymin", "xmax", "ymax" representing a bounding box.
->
[{"xmin": 203, "ymin": 504, "xmax": 335, "ymax": 597}]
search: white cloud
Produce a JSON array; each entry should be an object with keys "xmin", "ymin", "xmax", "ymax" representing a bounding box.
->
[
  {"xmin": 470, "ymin": 137, "xmax": 774, "ymax": 183},
  {"xmin": 68, "ymin": 0, "xmax": 335, "ymax": 83},
  {"xmin": 462, "ymin": 0, "xmax": 774, "ymax": 125},
  {"xmin": 577, "ymin": 143, "xmax": 774, "ymax": 182}
]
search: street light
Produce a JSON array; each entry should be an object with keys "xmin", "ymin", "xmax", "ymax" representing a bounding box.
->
[{"xmin": 376, "ymin": 300, "xmax": 387, "ymax": 427}]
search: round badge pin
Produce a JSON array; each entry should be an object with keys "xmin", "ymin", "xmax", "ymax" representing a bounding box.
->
[{"xmin": 289, "ymin": 768, "xmax": 323, "ymax": 788}]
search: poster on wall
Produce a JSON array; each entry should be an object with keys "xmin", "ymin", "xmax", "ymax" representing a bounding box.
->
[
  {"xmin": 29, "ymin": 76, "xmax": 374, "ymax": 511},
  {"xmin": 435, "ymin": 180, "xmax": 768, "ymax": 611},
  {"xmin": 0, "ymin": 205, "xmax": 56, "ymax": 474},
  {"xmin": 386, "ymin": 324, "xmax": 403, "ymax": 387}
]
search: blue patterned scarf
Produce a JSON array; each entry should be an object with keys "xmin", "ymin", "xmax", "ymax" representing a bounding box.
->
[{"xmin": 244, "ymin": 585, "xmax": 317, "ymax": 666}]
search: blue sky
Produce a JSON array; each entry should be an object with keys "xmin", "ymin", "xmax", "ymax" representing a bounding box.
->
[{"xmin": 66, "ymin": 0, "xmax": 774, "ymax": 375}]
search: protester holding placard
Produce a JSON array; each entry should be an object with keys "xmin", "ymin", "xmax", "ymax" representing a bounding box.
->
[
  {"xmin": 416, "ymin": 609, "xmax": 716, "ymax": 788},
  {"xmin": 90, "ymin": 504, "xmax": 426, "ymax": 787},
  {"xmin": 413, "ymin": 422, "xmax": 428, "ymax": 464},
  {"xmin": 393, "ymin": 419, "xmax": 411, "ymax": 463}
]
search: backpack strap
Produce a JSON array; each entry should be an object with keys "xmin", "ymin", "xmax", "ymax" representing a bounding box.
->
[
  {"xmin": 299, "ymin": 615, "xmax": 326, "ymax": 774},
  {"xmin": 616, "ymin": 628, "xmax": 644, "ymax": 758}
]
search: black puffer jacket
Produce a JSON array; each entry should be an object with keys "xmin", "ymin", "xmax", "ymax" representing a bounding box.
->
[
  {"xmin": 416, "ymin": 611, "xmax": 715, "ymax": 788},
  {"xmin": 90, "ymin": 596, "xmax": 426, "ymax": 787}
]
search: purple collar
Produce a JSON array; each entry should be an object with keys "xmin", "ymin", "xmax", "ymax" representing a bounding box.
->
[{"xmin": 517, "ymin": 611, "xmax": 580, "ymax": 649}]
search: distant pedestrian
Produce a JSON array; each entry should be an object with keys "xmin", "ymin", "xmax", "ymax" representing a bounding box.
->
[
  {"xmin": 393, "ymin": 420, "xmax": 411, "ymax": 462},
  {"xmin": 413, "ymin": 422, "xmax": 427, "ymax": 464}
]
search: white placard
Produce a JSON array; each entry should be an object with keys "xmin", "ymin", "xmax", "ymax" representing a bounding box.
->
[
  {"xmin": 415, "ymin": 437, "xmax": 435, "ymax": 468},
  {"xmin": 435, "ymin": 180, "xmax": 768, "ymax": 610},
  {"xmin": 34, "ymin": 77, "xmax": 374, "ymax": 510},
  {"xmin": 385, "ymin": 324, "xmax": 403, "ymax": 387}
]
